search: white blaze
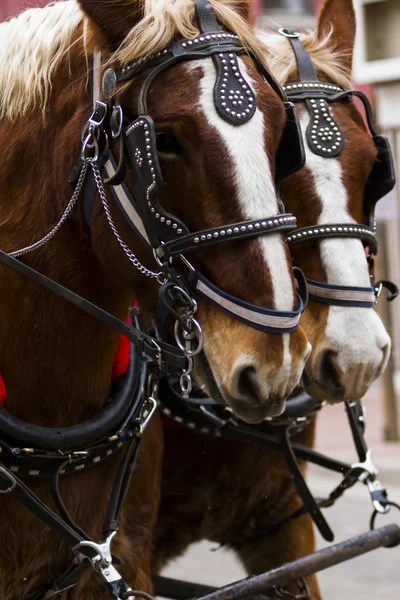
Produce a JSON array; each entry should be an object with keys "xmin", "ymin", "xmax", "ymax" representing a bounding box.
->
[{"xmin": 194, "ymin": 58, "xmax": 295, "ymax": 313}]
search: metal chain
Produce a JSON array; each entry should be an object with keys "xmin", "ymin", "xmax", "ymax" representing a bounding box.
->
[
  {"xmin": 90, "ymin": 161, "xmax": 160, "ymax": 279},
  {"xmin": 9, "ymin": 162, "xmax": 89, "ymax": 258}
]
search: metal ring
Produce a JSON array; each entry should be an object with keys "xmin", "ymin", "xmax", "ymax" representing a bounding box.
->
[
  {"xmin": 177, "ymin": 254, "xmax": 196, "ymax": 272},
  {"xmin": 111, "ymin": 105, "xmax": 124, "ymax": 139},
  {"xmin": 81, "ymin": 132, "xmax": 99, "ymax": 163},
  {"xmin": 171, "ymin": 285, "xmax": 198, "ymax": 314},
  {"xmin": 180, "ymin": 372, "xmax": 193, "ymax": 397},
  {"xmin": 174, "ymin": 316, "xmax": 203, "ymax": 356},
  {"xmin": 157, "ymin": 272, "xmax": 168, "ymax": 286},
  {"xmin": 370, "ymin": 501, "xmax": 400, "ymax": 532}
]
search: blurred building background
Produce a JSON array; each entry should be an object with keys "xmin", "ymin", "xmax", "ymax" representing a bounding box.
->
[{"xmin": 1, "ymin": 0, "xmax": 400, "ymax": 439}]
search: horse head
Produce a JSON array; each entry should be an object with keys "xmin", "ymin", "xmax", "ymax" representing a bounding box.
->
[
  {"xmin": 78, "ymin": 0, "xmax": 310, "ymax": 422},
  {"xmin": 261, "ymin": 0, "xmax": 393, "ymax": 403}
]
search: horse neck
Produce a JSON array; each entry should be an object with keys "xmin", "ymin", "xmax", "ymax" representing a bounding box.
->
[{"xmin": 0, "ymin": 53, "xmax": 133, "ymax": 428}]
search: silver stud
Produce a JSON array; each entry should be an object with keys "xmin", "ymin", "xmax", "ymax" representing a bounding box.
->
[
  {"xmin": 177, "ymin": 229, "xmax": 182, "ymax": 234},
  {"xmin": 201, "ymin": 235, "xmax": 206, "ymax": 241},
  {"xmin": 213, "ymin": 232, "xmax": 219, "ymax": 238}
]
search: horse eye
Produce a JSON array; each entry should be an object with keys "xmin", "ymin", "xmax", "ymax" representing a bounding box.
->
[{"xmin": 156, "ymin": 133, "xmax": 182, "ymax": 156}]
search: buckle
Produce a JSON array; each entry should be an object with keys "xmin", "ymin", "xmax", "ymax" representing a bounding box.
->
[
  {"xmin": 0, "ymin": 466, "xmax": 17, "ymax": 493},
  {"xmin": 88, "ymin": 100, "xmax": 108, "ymax": 128},
  {"xmin": 73, "ymin": 532, "xmax": 132, "ymax": 599},
  {"xmin": 278, "ymin": 28, "xmax": 300, "ymax": 38}
]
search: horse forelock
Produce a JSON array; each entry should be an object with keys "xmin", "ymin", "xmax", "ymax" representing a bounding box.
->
[
  {"xmin": 0, "ymin": 0, "xmax": 271, "ymax": 123},
  {"xmin": 0, "ymin": 1, "xmax": 87, "ymax": 121},
  {"xmin": 258, "ymin": 30, "xmax": 352, "ymax": 89},
  {"xmin": 113, "ymin": 0, "xmax": 267, "ymax": 69}
]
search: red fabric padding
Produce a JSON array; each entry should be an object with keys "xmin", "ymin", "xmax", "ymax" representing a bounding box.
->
[
  {"xmin": 0, "ymin": 326, "xmax": 132, "ymax": 408},
  {"xmin": 0, "ymin": 374, "xmax": 7, "ymax": 407},
  {"xmin": 111, "ymin": 332, "xmax": 131, "ymax": 381}
]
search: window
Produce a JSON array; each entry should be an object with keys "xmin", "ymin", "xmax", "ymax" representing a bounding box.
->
[
  {"xmin": 262, "ymin": 0, "xmax": 313, "ymax": 13},
  {"xmin": 354, "ymin": 0, "xmax": 400, "ymax": 83}
]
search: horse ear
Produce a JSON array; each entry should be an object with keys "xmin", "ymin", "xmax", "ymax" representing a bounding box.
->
[
  {"xmin": 236, "ymin": 1, "xmax": 253, "ymax": 22},
  {"xmin": 317, "ymin": 0, "xmax": 356, "ymax": 73},
  {"xmin": 78, "ymin": 0, "xmax": 143, "ymax": 49}
]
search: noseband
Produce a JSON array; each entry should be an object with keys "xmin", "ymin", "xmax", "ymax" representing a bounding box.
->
[{"xmin": 279, "ymin": 28, "xmax": 398, "ymax": 308}]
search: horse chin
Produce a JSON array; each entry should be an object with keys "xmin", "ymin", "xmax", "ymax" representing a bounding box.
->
[
  {"xmin": 194, "ymin": 353, "xmax": 285, "ymax": 424},
  {"xmin": 220, "ymin": 392, "xmax": 285, "ymax": 424},
  {"xmin": 301, "ymin": 369, "xmax": 345, "ymax": 403}
]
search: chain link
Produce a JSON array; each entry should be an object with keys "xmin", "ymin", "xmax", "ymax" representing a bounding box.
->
[
  {"xmin": 90, "ymin": 162, "xmax": 160, "ymax": 279},
  {"xmin": 10, "ymin": 162, "xmax": 89, "ymax": 258}
]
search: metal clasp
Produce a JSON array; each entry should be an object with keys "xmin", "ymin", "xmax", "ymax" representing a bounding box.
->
[
  {"xmin": 351, "ymin": 450, "xmax": 389, "ymax": 514},
  {"xmin": 81, "ymin": 101, "xmax": 108, "ymax": 162},
  {"xmin": 0, "ymin": 466, "xmax": 17, "ymax": 494},
  {"xmin": 367, "ymin": 478, "xmax": 390, "ymax": 514},
  {"xmin": 351, "ymin": 449, "xmax": 379, "ymax": 481},
  {"xmin": 136, "ymin": 384, "xmax": 158, "ymax": 436},
  {"xmin": 73, "ymin": 532, "xmax": 132, "ymax": 599}
]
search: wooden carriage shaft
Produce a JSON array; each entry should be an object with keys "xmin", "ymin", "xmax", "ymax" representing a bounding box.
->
[{"xmin": 172, "ymin": 525, "xmax": 400, "ymax": 600}]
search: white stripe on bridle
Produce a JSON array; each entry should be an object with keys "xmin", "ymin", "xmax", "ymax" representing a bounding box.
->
[{"xmin": 196, "ymin": 278, "xmax": 302, "ymax": 330}]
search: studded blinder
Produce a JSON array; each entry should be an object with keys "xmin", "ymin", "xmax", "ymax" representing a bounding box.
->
[{"xmin": 124, "ymin": 116, "xmax": 188, "ymax": 245}]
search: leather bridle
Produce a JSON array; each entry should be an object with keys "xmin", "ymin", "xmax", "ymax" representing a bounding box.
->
[{"xmin": 279, "ymin": 28, "xmax": 398, "ymax": 308}]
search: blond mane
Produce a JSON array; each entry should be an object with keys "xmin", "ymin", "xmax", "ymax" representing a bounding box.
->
[
  {"xmin": 258, "ymin": 29, "xmax": 352, "ymax": 89},
  {"xmin": 0, "ymin": 0, "xmax": 274, "ymax": 121},
  {"xmin": 0, "ymin": 1, "xmax": 85, "ymax": 120}
]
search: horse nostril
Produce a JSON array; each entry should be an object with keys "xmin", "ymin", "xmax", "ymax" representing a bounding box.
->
[
  {"xmin": 319, "ymin": 349, "xmax": 345, "ymax": 400},
  {"xmin": 237, "ymin": 366, "xmax": 262, "ymax": 403}
]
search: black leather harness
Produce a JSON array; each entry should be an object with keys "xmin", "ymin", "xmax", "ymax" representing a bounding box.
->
[{"xmin": 158, "ymin": 381, "xmax": 393, "ymax": 545}]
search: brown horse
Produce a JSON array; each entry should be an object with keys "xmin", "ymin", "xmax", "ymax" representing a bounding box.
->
[
  {"xmin": 0, "ymin": 0, "xmax": 310, "ymax": 598},
  {"xmin": 154, "ymin": 1, "xmax": 392, "ymax": 598}
]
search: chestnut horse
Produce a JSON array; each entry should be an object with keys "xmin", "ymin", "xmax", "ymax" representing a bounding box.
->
[
  {"xmin": 0, "ymin": 0, "xmax": 310, "ymax": 598},
  {"xmin": 154, "ymin": 1, "xmax": 393, "ymax": 598}
]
